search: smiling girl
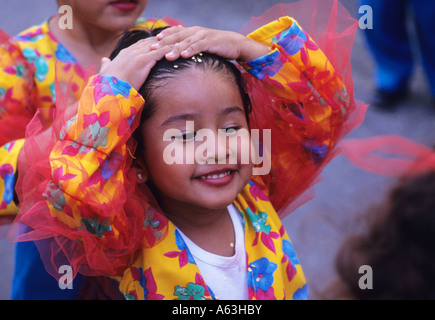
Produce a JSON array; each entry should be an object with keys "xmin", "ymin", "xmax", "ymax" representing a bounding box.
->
[{"xmin": 12, "ymin": 0, "xmax": 363, "ymax": 300}]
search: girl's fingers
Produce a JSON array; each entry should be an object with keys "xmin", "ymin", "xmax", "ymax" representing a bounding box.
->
[
  {"xmin": 152, "ymin": 28, "xmax": 242, "ymax": 61},
  {"xmin": 131, "ymin": 37, "xmax": 159, "ymax": 52},
  {"xmin": 155, "ymin": 30, "xmax": 209, "ymax": 61},
  {"xmin": 152, "ymin": 27, "xmax": 203, "ymax": 50},
  {"xmin": 179, "ymin": 40, "xmax": 209, "ymax": 59},
  {"xmin": 155, "ymin": 25, "xmax": 186, "ymax": 40},
  {"xmin": 148, "ymin": 44, "xmax": 175, "ymax": 60},
  {"xmin": 102, "ymin": 43, "xmax": 174, "ymax": 90},
  {"xmin": 164, "ymin": 35, "xmax": 202, "ymax": 60}
]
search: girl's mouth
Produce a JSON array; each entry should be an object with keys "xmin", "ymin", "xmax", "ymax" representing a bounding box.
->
[
  {"xmin": 194, "ymin": 169, "xmax": 236, "ymax": 187},
  {"xmin": 199, "ymin": 170, "xmax": 232, "ymax": 180},
  {"xmin": 109, "ymin": 0, "xmax": 139, "ymax": 12}
]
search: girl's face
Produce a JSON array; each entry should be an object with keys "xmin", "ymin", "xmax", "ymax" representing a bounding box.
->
[
  {"xmin": 139, "ymin": 68, "xmax": 254, "ymax": 212},
  {"xmin": 60, "ymin": 0, "xmax": 148, "ymax": 33}
]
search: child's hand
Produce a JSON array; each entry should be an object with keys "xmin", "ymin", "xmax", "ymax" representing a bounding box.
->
[
  {"xmin": 99, "ymin": 37, "xmax": 174, "ymax": 91},
  {"xmin": 151, "ymin": 26, "xmax": 271, "ymax": 62}
]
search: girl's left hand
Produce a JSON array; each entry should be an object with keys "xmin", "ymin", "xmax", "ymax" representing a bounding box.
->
[{"xmin": 150, "ymin": 26, "xmax": 270, "ymax": 62}]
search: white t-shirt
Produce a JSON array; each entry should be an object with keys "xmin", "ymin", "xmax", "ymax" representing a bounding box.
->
[{"xmin": 175, "ymin": 204, "xmax": 248, "ymax": 300}]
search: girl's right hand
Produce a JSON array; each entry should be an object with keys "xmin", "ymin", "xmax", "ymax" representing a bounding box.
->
[
  {"xmin": 151, "ymin": 26, "xmax": 271, "ymax": 62},
  {"xmin": 99, "ymin": 37, "xmax": 174, "ymax": 91}
]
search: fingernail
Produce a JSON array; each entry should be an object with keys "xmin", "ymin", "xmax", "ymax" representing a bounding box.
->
[
  {"xmin": 156, "ymin": 33, "xmax": 165, "ymax": 40},
  {"xmin": 151, "ymin": 43, "xmax": 160, "ymax": 49},
  {"xmin": 166, "ymin": 51, "xmax": 176, "ymax": 58}
]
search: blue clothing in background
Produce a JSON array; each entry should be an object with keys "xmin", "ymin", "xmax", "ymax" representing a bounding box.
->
[
  {"xmin": 11, "ymin": 232, "xmax": 83, "ymax": 300},
  {"xmin": 361, "ymin": 0, "xmax": 435, "ymax": 96}
]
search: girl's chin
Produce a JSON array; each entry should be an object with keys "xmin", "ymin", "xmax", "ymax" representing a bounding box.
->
[{"xmin": 189, "ymin": 189, "xmax": 241, "ymax": 210}]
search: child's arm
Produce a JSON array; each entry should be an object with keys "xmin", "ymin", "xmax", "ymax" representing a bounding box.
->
[
  {"xmin": 240, "ymin": 17, "xmax": 355, "ymax": 213},
  {"xmin": 16, "ymin": 40, "xmax": 173, "ymax": 277},
  {"xmin": 0, "ymin": 32, "xmax": 36, "ymax": 146},
  {"xmin": 0, "ymin": 33, "xmax": 37, "ymax": 216}
]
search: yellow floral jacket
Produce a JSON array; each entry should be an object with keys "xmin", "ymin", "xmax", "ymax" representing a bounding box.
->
[{"xmin": 16, "ymin": 16, "xmax": 357, "ymax": 300}]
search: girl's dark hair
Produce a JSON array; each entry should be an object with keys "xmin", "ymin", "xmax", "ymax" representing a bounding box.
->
[{"xmin": 109, "ymin": 27, "xmax": 252, "ymax": 156}]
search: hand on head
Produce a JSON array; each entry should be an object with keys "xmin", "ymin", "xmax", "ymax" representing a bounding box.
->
[
  {"xmin": 99, "ymin": 25, "xmax": 271, "ymax": 91},
  {"xmin": 151, "ymin": 26, "xmax": 270, "ymax": 62},
  {"xmin": 99, "ymin": 36, "xmax": 174, "ymax": 91}
]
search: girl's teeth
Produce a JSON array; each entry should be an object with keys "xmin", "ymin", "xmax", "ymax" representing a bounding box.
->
[{"xmin": 200, "ymin": 171, "xmax": 231, "ymax": 180}]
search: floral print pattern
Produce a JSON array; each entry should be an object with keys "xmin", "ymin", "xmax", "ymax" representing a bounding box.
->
[
  {"xmin": 12, "ymin": 14, "xmax": 359, "ymax": 300},
  {"xmin": 164, "ymin": 230, "xmax": 196, "ymax": 268},
  {"xmin": 125, "ymin": 267, "xmax": 164, "ymax": 300},
  {"xmin": 0, "ymin": 140, "xmax": 24, "ymax": 213},
  {"xmin": 248, "ymin": 258, "xmax": 278, "ymax": 300},
  {"xmin": 0, "ymin": 18, "xmax": 171, "ymax": 217}
]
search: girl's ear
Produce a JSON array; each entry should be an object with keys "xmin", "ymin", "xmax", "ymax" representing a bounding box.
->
[
  {"xmin": 132, "ymin": 157, "xmax": 149, "ymax": 184},
  {"xmin": 136, "ymin": 168, "xmax": 148, "ymax": 184}
]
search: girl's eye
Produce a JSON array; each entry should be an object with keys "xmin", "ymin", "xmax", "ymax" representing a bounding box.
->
[
  {"xmin": 220, "ymin": 127, "xmax": 241, "ymax": 134},
  {"xmin": 174, "ymin": 132, "xmax": 196, "ymax": 141}
]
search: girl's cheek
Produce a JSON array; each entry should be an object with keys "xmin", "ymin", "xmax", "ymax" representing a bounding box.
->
[
  {"xmin": 228, "ymin": 133, "xmax": 253, "ymax": 166},
  {"xmin": 161, "ymin": 141, "xmax": 193, "ymax": 165}
]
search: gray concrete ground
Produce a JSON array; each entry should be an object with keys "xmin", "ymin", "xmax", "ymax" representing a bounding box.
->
[{"xmin": 1, "ymin": 0, "xmax": 434, "ymax": 300}]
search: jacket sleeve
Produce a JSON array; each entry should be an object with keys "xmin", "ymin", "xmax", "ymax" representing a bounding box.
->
[
  {"xmin": 0, "ymin": 32, "xmax": 37, "ymax": 216},
  {"xmin": 0, "ymin": 31, "xmax": 36, "ymax": 145},
  {"xmin": 17, "ymin": 74, "xmax": 167, "ymax": 277},
  {"xmin": 238, "ymin": 16, "xmax": 358, "ymax": 214}
]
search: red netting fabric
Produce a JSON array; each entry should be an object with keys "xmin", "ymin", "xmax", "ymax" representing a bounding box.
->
[
  {"xmin": 8, "ymin": 64, "xmax": 169, "ymax": 281},
  {"xmin": 340, "ymin": 135, "xmax": 435, "ymax": 177},
  {"xmin": 240, "ymin": 0, "xmax": 367, "ymax": 216}
]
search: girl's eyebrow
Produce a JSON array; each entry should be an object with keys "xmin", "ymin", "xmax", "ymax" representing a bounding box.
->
[
  {"xmin": 219, "ymin": 106, "xmax": 245, "ymax": 117},
  {"xmin": 159, "ymin": 107, "xmax": 244, "ymax": 128},
  {"xmin": 160, "ymin": 113, "xmax": 198, "ymax": 128}
]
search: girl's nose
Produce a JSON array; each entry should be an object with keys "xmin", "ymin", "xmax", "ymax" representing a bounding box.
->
[
  {"xmin": 196, "ymin": 129, "xmax": 232, "ymax": 165},
  {"xmin": 215, "ymin": 133, "xmax": 233, "ymax": 164}
]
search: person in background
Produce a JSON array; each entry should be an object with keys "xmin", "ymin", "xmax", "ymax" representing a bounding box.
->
[
  {"xmin": 361, "ymin": 0, "xmax": 435, "ymax": 110},
  {"xmin": 327, "ymin": 135, "xmax": 435, "ymax": 299}
]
